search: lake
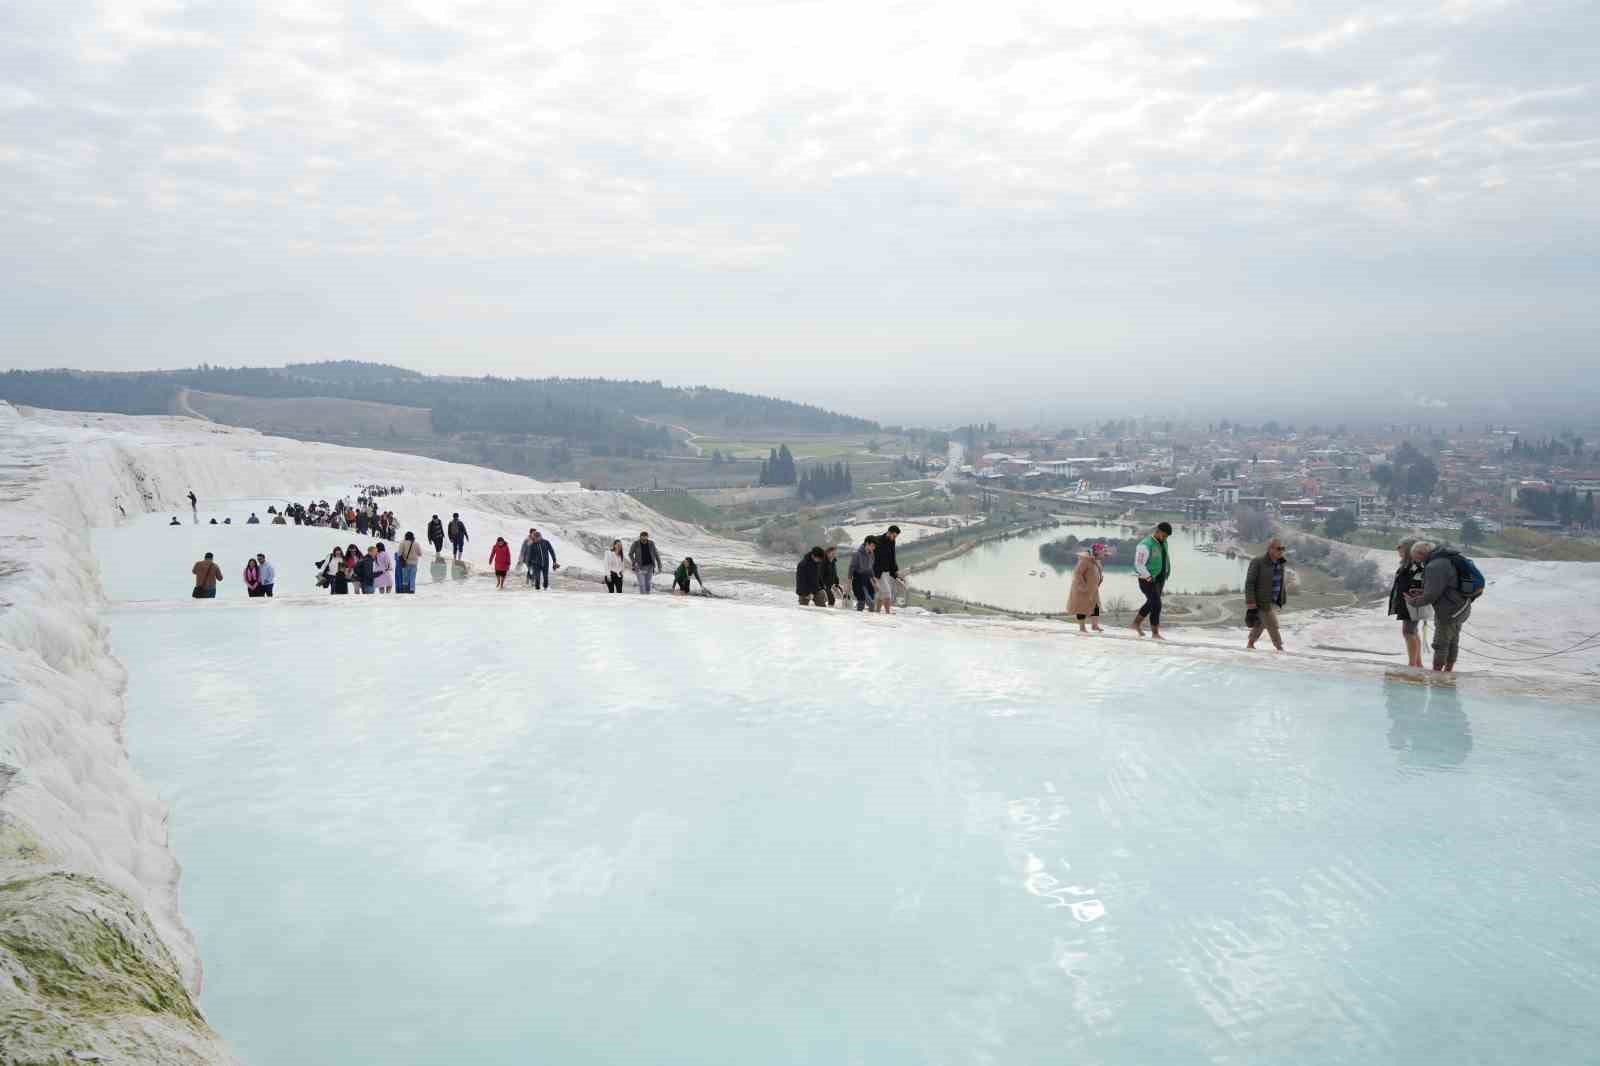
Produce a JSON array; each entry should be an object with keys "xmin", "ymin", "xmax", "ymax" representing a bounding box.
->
[{"xmin": 915, "ymin": 521, "xmax": 1246, "ymax": 613}]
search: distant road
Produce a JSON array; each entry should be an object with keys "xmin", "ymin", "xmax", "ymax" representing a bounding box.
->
[
  {"xmin": 937, "ymin": 441, "xmax": 963, "ymax": 494},
  {"xmin": 173, "ymin": 388, "xmax": 211, "ymax": 422}
]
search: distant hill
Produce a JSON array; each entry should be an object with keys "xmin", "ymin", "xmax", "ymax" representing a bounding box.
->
[{"xmin": 0, "ymin": 362, "xmax": 878, "ymax": 455}]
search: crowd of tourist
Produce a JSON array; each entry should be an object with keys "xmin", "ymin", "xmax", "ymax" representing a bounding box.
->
[{"xmin": 183, "ymin": 485, "xmax": 1486, "ymax": 674}]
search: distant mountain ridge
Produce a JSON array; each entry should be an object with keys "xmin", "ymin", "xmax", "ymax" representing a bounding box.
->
[{"xmin": 0, "ymin": 362, "xmax": 878, "ymax": 453}]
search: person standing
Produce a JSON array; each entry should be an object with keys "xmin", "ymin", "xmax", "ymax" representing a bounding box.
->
[
  {"xmin": 243, "ymin": 556, "xmax": 262, "ymax": 598},
  {"xmin": 604, "ymin": 540, "xmax": 627, "ymax": 593},
  {"xmin": 849, "ymin": 536, "xmax": 877, "ymax": 611},
  {"xmin": 629, "ymin": 531, "xmax": 661, "ymax": 594},
  {"xmin": 427, "ymin": 514, "xmax": 446, "ymax": 556},
  {"xmin": 256, "ymin": 553, "xmax": 275, "ymax": 598},
  {"xmin": 872, "ymin": 525, "xmax": 901, "ymax": 614},
  {"xmin": 395, "ymin": 532, "xmax": 422, "ymax": 594},
  {"xmin": 191, "ymin": 552, "xmax": 222, "ymax": 599},
  {"xmin": 519, "ymin": 529, "xmax": 539, "ymax": 586},
  {"xmin": 489, "ymin": 536, "xmax": 512, "ymax": 589},
  {"xmin": 374, "ymin": 542, "xmax": 395, "ymax": 594},
  {"xmin": 354, "ymin": 546, "xmax": 377, "ymax": 595},
  {"xmin": 1068, "ymin": 543, "xmax": 1106, "ymax": 633},
  {"xmin": 1387, "ymin": 538, "xmax": 1427, "ymax": 668},
  {"xmin": 1244, "ymin": 537, "xmax": 1288, "ymax": 651},
  {"xmin": 1131, "ymin": 522, "xmax": 1172, "ymax": 639},
  {"xmin": 1406, "ymin": 541, "xmax": 1474, "ymax": 672},
  {"xmin": 673, "ymin": 557, "xmax": 704, "ymax": 594},
  {"xmin": 447, "ymin": 514, "xmax": 469, "ymax": 561},
  {"xmin": 796, "ymin": 547, "xmax": 827, "ymax": 606},
  {"xmin": 188, "ymin": 490, "xmax": 197, "ymax": 518}
]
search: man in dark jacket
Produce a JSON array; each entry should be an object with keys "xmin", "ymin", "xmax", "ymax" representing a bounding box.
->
[
  {"xmin": 796, "ymin": 547, "xmax": 827, "ymax": 606},
  {"xmin": 521, "ymin": 529, "xmax": 558, "ymax": 589},
  {"xmin": 1244, "ymin": 537, "xmax": 1288, "ymax": 651},
  {"xmin": 446, "ymin": 514, "xmax": 468, "ymax": 560},
  {"xmin": 1407, "ymin": 541, "xmax": 1474, "ymax": 672},
  {"xmin": 427, "ymin": 515, "xmax": 446, "ymax": 555},
  {"xmin": 872, "ymin": 525, "xmax": 901, "ymax": 614},
  {"xmin": 849, "ymin": 536, "xmax": 877, "ymax": 611},
  {"xmin": 629, "ymin": 532, "xmax": 662, "ymax": 594},
  {"xmin": 819, "ymin": 547, "xmax": 843, "ymax": 606}
]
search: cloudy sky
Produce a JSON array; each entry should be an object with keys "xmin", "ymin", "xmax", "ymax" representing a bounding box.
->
[{"xmin": 2, "ymin": 0, "xmax": 1596, "ymax": 422}]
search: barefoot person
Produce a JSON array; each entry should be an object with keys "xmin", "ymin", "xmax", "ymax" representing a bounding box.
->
[
  {"xmin": 1068, "ymin": 542, "xmax": 1106, "ymax": 633},
  {"xmin": 872, "ymin": 525, "xmax": 901, "ymax": 615},
  {"xmin": 1387, "ymin": 538, "xmax": 1427, "ymax": 668},
  {"xmin": 1406, "ymin": 541, "xmax": 1476, "ymax": 673},
  {"xmin": 1244, "ymin": 537, "xmax": 1288, "ymax": 651},
  {"xmin": 191, "ymin": 552, "xmax": 222, "ymax": 599},
  {"xmin": 489, "ymin": 537, "xmax": 512, "ymax": 589},
  {"xmin": 1131, "ymin": 522, "xmax": 1172, "ymax": 639}
]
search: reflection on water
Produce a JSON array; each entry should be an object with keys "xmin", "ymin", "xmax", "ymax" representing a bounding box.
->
[{"xmin": 1384, "ymin": 671, "xmax": 1473, "ymax": 771}]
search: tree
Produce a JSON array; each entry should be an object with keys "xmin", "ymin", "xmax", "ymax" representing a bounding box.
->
[
  {"xmin": 1324, "ymin": 509, "xmax": 1358, "ymax": 538},
  {"xmin": 1461, "ymin": 517, "xmax": 1484, "ymax": 545},
  {"xmin": 1404, "ymin": 458, "xmax": 1439, "ymax": 499},
  {"xmin": 1235, "ymin": 507, "xmax": 1274, "ymax": 542}
]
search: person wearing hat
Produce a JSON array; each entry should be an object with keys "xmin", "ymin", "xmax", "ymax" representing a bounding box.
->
[
  {"xmin": 1068, "ymin": 542, "xmax": 1107, "ymax": 633},
  {"xmin": 1244, "ymin": 537, "xmax": 1288, "ymax": 651}
]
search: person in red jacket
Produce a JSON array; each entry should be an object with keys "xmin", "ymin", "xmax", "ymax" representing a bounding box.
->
[{"xmin": 489, "ymin": 537, "xmax": 512, "ymax": 589}]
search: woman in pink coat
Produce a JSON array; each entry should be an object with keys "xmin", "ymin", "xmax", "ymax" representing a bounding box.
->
[
  {"xmin": 243, "ymin": 557, "xmax": 262, "ymax": 598},
  {"xmin": 373, "ymin": 542, "xmax": 395, "ymax": 594}
]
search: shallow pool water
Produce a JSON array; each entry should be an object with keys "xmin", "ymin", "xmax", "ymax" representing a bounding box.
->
[
  {"xmin": 917, "ymin": 522, "xmax": 1245, "ymax": 613},
  {"xmin": 111, "ymin": 592, "xmax": 1600, "ymax": 1066}
]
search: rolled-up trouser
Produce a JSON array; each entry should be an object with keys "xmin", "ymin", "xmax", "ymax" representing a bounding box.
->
[
  {"xmin": 851, "ymin": 574, "xmax": 874, "ymax": 610},
  {"xmin": 1433, "ymin": 602, "xmax": 1470, "ymax": 667},
  {"xmin": 450, "ymin": 537, "xmax": 464, "ymax": 558},
  {"xmin": 637, "ymin": 568, "xmax": 654, "ymax": 594},
  {"xmin": 876, "ymin": 573, "xmax": 896, "ymax": 606},
  {"xmin": 797, "ymin": 591, "xmax": 826, "ymax": 606},
  {"xmin": 1136, "ymin": 578, "xmax": 1163, "ymax": 626},
  {"xmin": 1248, "ymin": 604, "xmax": 1283, "ymax": 648}
]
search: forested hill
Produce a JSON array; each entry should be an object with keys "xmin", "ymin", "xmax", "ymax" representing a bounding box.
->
[{"xmin": 0, "ymin": 363, "xmax": 877, "ymax": 449}]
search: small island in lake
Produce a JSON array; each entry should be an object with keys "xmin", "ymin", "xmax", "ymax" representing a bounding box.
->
[{"xmin": 1038, "ymin": 535, "xmax": 1135, "ymax": 568}]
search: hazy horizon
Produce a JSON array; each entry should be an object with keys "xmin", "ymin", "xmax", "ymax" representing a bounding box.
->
[{"xmin": 3, "ymin": 1, "xmax": 1597, "ymax": 425}]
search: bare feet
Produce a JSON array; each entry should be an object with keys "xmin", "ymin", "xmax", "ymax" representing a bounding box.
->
[
  {"xmin": 1246, "ymin": 642, "xmax": 1256, "ymax": 650},
  {"xmin": 1091, "ymin": 623, "xmax": 1103, "ymax": 633},
  {"xmin": 1131, "ymin": 620, "xmax": 1145, "ymax": 636},
  {"xmin": 1150, "ymin": 628, "xmax": 1165, "ymax": 641}
]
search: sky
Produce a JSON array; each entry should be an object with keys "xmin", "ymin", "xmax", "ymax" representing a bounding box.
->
[{"xmin": 2, "ymin": 0, "xmax": 1597, "ymax": 424}]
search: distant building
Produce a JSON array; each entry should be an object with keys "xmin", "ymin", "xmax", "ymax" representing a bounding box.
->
[
  {"xmin": 1214, "ymin": 481, "xmax": 1240, "ymax": 507},
  {"xmin": 1112, "ymin": 484, "xmax": 1175, "ymax": 506}
]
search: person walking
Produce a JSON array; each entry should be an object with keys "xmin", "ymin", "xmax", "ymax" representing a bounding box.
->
[
  {"xmin": 1406, "ymin": 541, "xmax": 1474, "ymax": 672},
  {"xmin": 395, "ymin": 533, "xmax": 422, "ymax": 594},
  {"xmin": 191, "ymin": 552, "xmax": 222, "ymax": 599},
  {"xmin": 673, "ymin": 557, "xmax": 705, "ymax": 594},
  {"xmin": 1244, "ymin": 537, "xmax": 1289, "ymax": 651},
  {"xmin": 604, "ymin": 539, "xmax": 627, "ymax": 593},
  {"xmin": 427, "ymin": 515, "xmax": 446, "ymax": 556},
  {"xmin": 374, "ymin": 542, "xmax": 395, "ymax": 594},
  {"xmin": 820, "ymin": 547, "xmax": 843, "ymax": 606},
  {"xmin": 849, "ymin": 536, "xmax": 877, "ymax": 611},
  {"xmin": 243, "ymin": 556, "xmax": 262, "ymax": 598},
  {"xmin": 256, "ymin": 553, "xmax": 275, "ymax": 598},
  {"xmin": 1387, "ymin": 538, "xmax": 1427, "ymax": 668},
  {"xmin": 519, "ymin": 529, "xmax": 538, "ymax": 586},
  {"xmin": 796, "ymin": 546, "xmax": 827, "ymax": 606},
  {"xmin": 1068, "ymin": 542, "xmax": 1106, "ymax": 633},
  {"xmin": 319, "ymin": 547, "xmax": 343, "ymax": 591},
  {"xmin": 629, "ymin": 531, "xmax": 661, "ymax": 594},
  {"xmin": 1131, "ymin": 521, "xmax": 1172, "ymax": 639},
  {"xmin": 489, "ymin": 536, "xmax": 512, "ymax": 589},
  {"xmin": 447, "ymin": 514, "xmax": 469, "ymax": 560},
  {"xmin": 523, "ymin": 529, "xmax": 558, "ymax": 590},
  {"xmin": 872, "ymin": 525, "xmax": 901, "ymax": 614}
]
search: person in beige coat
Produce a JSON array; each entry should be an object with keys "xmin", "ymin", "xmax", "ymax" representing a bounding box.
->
[{"xmin": 1067, "ymin": 543, "xmax": 1107, "ymax": 633}]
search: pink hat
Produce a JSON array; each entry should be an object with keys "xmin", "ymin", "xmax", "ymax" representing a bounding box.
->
[{"xmin": 1091, "ymin": 542, "xmax": 1108, "ymax": 556}]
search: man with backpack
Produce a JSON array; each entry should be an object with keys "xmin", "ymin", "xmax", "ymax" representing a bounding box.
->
[{"xmin": 1406, "ymin": 541, "xmax": 1484, "ymax": 673}]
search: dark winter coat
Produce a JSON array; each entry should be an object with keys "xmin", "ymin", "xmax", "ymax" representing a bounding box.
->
[
  {"xmin": 1244, "ymin": 552, "xmax": 1287, "ymax": 609},
  {"xmin": 520, "ymin": 537, "xmax": 557, "ymax": 568},
  {"xmin": 447, "ymin": 519, "xmax": 468, "ymax": 544},
  {"xmin": 820, "ymin": 556, "xmax": 841, "ymax": 589},
  {"xmin": 795, "ymin": 555, "xmax": 823, "ymax": 596},
  {"xmin": 354, "ymin": 556, "xmax": 376, "ymax": 585},
  {"xmin": 629, "ymin": 538, "xmax": 661, "ymax": 571},
  {"xmin": 873, "ymin": 534, "xmax": 899, "ymax": 578},
  {"xmin": 1413, "ymin": 546, "xmax": 1474, "ymax": 621}
]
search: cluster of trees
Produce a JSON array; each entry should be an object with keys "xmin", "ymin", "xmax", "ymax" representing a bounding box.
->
[
  {"xmin": 755, "ymin": 519, "xmax": 849, "ymax": 556},
  {"xmin": 1286, "ymin": 535, "xmax": 1386, "ymax": 594},
  {"xmin": 1234, "ymin": 507, "xmax": 1274, "ymax": 542},
  {"xmin": 758, "ymin": 446, "xmax": 798, "ymax": 486},
  {"xmin": 1324, "ymin": 509, "xmax": 1359, "ymax": 538},
  {"xmin": 1517, "ymin": 487, "xmax": 1597, "ymax": 527},
  {"xmin": 1373, "ymin": 442, "xmax": 1439, "ymax": 500},
  {"xmin": 1509, "ymin": 435, "xmax": 1586, "ymax": 461},
  {"xmin": 798, "ymin": 462, "xmax": 853, "ymax": 501}
]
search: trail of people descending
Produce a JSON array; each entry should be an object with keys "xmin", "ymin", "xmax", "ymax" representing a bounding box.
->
[{"xmin": 180, "ymin": 487, "xmax": 1505, "ymax": 677}]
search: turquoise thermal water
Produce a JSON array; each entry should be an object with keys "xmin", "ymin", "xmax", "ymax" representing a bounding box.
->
[{"xmin": 110, "ymin": 592, "xmax": 1600, "ymax": 1066}]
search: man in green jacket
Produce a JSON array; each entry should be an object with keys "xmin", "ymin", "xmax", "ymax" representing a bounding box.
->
[
  {"xmin": 1244, "ymin": 538, "xmax": 1288, "ymax": 651},
  {"xmin": 1132, "ymin": 522, "xmax": 1172, "ymax": 639}
]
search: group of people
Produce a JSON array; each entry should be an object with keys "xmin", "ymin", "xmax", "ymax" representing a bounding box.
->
[
  {"xmin": 1387, "ymin": 538, "xmax": 1478, "ymax": 672},
  {"xmin": 427, "ymin": 514, "xmax": 471, "ymax": 560},
  {"xmin": 190, "ymin": 551, "xmax": 277, "ymax": 598},
  {"xmin": 317, "ymin": 534, "xmax": 425, "ymax": 595},
  {"xmin": 798, "ymin": 525, "xmax": 903, "ymax": 612}
]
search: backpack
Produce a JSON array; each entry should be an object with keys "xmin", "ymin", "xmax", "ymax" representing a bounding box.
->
[{"xmin": 1448, "ymin": 553, "xmax": 1486, "ymax": 600}]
